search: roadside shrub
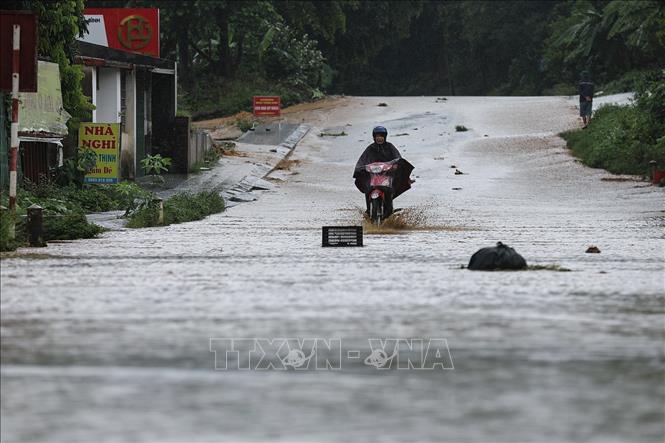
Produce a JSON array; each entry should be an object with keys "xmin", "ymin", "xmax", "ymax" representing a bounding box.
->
[
  {"xmin": 561, "ymin": 103, "xmax": 665, "ymax": 175},
  {"xmin": 235, "ymin": 116, "xmax": 256, "ymax": 132},
  {"xmin": 42, "ymin": 212, "xmax": 104, "ymax": 241},
  {"xmin": 600, "ymin": 70, "xmax": 660, "ymax": 95},
  {"xmin": 18, "ymin": 183, "xmax": 151, "ymax": 214},
  {"xmin": 127, "ymin": 191, "xmax": 225, "ymax": 228},
  {"xmin": 165, "ymin": 192, "xmax": 225, "ymax": 225},
  {"xmin": 0, "ymin": 210, "xmax": 19, "ymax": 252},
  {"xmin": 126, "ymin": 201, "xmax": 159, "ymax": 228}
]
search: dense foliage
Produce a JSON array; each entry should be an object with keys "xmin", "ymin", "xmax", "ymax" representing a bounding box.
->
[
  {"xmin": 4, "ymin": 1, "xmax": 95, "ymax": 129},
  {"xmin": 2, "ymin": 0, "xmax": 663, "ymax": 183},
  {"xmin": 561, "ymin": 71, "xmax": 665, "ymax": 175},
  {"xmin": 8, "ymin": 0, "xmax": 663, "ymax": 116}
]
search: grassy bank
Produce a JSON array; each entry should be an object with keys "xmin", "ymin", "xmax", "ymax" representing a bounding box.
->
[
  {"xmin": 561, "ymin": 72, "xmax": 665, "ymax": 176},
  {"xmin": 561, "ymin": 105, "xmax": 665, "ymax": 175},
  {"xmin": 127, "ymin": 191, "xmax": 225, "ymax": 228},
  {"xmin": 0, "ymin": 182, "xmax": 149, "ymax": 252}
]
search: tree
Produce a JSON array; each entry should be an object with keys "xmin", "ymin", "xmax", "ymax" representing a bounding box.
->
[{"xmin": 4, "ymin": 0, "xmax": 94, "ymax": 128}]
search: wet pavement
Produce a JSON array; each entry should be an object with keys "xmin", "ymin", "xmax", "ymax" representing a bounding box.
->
[{"xmin": 1, "ymin": 96, "xmax": 664, "ymax": 442}]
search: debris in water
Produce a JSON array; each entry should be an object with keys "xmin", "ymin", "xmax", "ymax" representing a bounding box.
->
[
  {"xmin": 378, "ymin": 102, "xmax": 388, "ymax": 107},
  {"xmin": 600, "ymin": 176, "xmax": 642, "ymax": 182},
  {"xmin": 393, "ymin": 133, "xmax": 409, "ymax": 137},
  {"xmin": 450, "ymin": 165, "xmax": 457, "ymax": 168},
  {"xmin": 275, "ymin": 158, "xmax": 302, "ymax": 171},
  {"xmin": 586, "ymin": 246, "xmax": 601, "ymax": 253},
  {"xmin": 528, "ymin": 264, "xmax": 572, "ymax": 272},
  {"xmin": 452, "ymin": 187, "xmax": 462, "ymax": 190},
  {"xmin": 320, "ymin": 131, "xmax": 347, "ymax": 137},
  {"xmin": 468, "ymin": 242, "xmax": 527, "ymax": 271},
  {"xmin": 454, "ymin": 169, "xmax": 464, "ymax": 175}
]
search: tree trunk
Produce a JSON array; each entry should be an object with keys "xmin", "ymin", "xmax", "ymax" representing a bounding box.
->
[
  {"xmin": 215, "ymin": 8, "xmax": 231, "ymax": 77},
  {"xmin": 177, "ymin": 22, "xmax": 190, "ymax": 81},
  {"xmin": 235, "ymin": 32, "xmax": 245, "ymax": 73}
]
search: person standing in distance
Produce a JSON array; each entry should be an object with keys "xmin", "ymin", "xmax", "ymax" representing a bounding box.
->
[{"xmin": 579, "ymin": 71, "xmax": 594, "ymax": 128}]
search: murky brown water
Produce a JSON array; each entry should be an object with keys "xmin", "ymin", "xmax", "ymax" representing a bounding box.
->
[{"xmin": 2, "ymin": 96, "xmax": 664, "ymax": 442}]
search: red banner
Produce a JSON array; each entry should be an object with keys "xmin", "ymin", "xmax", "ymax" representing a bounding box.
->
[
  {"xmin": 253, "ymin": 96, "xmax": 281, "ymax": 116},
  {"xmin": 83, "ymin": 8, "xmax": 159, "ymax": 58}
]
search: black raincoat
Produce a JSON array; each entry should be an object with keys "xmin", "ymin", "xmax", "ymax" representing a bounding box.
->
[{"xmin": 353, "ymin": 142, "xmax": 414, "ymax": 198}]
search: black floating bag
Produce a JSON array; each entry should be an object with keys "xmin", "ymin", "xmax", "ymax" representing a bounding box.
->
[{"xmin": 468, "ymin": 242, "xmax": 527, "ymax": 271}]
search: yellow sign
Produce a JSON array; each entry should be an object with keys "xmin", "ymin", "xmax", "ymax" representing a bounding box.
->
[{"xmin": 79, "ymin": 123, "xmax": 120, "ymax": 184}]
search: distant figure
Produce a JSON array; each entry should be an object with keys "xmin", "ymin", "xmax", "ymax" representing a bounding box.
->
[{"xmin": 579, "ymin": 71, "xmax": 594, "ymax": 128}]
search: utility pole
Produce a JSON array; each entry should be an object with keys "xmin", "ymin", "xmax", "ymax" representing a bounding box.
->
[{"xmin": 8, "ymin": 24, "xmax": 21, "ymax": 238}]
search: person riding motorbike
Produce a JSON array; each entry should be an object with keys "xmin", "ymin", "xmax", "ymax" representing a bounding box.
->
[{"xmin": 353, "ymin": 126, "xmax": 414, "ymax": 216}]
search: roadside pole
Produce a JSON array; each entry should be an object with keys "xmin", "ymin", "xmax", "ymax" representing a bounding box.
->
[{"xmin": 8, "ymin": 24, "xmax": 21, "ymax": 238}]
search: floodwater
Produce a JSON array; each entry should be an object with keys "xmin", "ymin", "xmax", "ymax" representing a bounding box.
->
[{"xmin": 1, "ymin": 96, "xmax": 664, "ymax": 442}]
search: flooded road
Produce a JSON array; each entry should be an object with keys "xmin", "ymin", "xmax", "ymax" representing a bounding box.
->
[{"xmin": 2, "ymin": 96, "xmax": 664, "ymax": 442}]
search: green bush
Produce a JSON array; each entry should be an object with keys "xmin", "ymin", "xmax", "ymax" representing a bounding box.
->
[
  {"xmin": 127, "ymin": 191, "xmax": 225, "ymax": 228},
  {"xmin": 0, "ymin": 210, "xmax": 19, "ymax": 252},
  {"xmin": 17, "ymin": 182, "xmax": 151, "ymax": 214},
  {"xmin": 126, "ymin": 202, "xmax": 160, "ymax": 228},
  {"xmin": 42, "ymin": 212, "xmax": 104, "ymax": 241},
  {"xmin": 561, "ymin": 104, "xmax": 665, "ymax": 175},
  {"xmin": 599, "ymin": 70, "xmax": 660, "ymax": 95},
  {"xmin": 0, "ymin": 208, "xmax": 104, "ymax": 250},
  {"xmin": 561, "ymin": 71, "xmax": 665, "ymax": 175}
]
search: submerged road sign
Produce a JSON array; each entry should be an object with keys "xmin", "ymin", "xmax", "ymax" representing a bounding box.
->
[{"xmin": 322, "ymin": 226, "xmax": 363, "ymax": 247}]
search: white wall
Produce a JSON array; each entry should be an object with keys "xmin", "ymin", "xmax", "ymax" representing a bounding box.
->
[
  {"xmin": 96, "ymin": 67, "xmax": 121, "ymax": 123},
  {"xmin": 91, "ymin": 67, "xmax": 97, "ymax": 122},
  {"xmin": 123, "ymin": 70, "xmax": 137, "ymax": 178}
]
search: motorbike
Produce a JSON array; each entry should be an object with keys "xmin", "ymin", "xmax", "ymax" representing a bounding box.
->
[
  {"xmin": 354, "ymin": 157, "xmax": 415, "ymax": 226},
  {"xmin": 365, "ymin": 159, "xmax": 400, "ymax": 225}
]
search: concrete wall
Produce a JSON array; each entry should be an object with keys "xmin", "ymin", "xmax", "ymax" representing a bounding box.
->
[
  {"xmin": 121, "ymin": 70, "xmax": 136, "ymax": 179},
  {"xmin": 189, "ymin": 129, "xmax": 214, "ymax": 172},
  {"xmin": 96, "ymin": 68, "xmax": 121, "ymax": 123}
]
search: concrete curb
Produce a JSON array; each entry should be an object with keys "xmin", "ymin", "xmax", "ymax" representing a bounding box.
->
[{"xmin": 222, "ymin": 124, "xmax": 310, "ymax": 207}]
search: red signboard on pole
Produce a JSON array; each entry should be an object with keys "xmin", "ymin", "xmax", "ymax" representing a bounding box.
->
[
  {"xmin": 0, "ymin": 11, "xmax": 37, "ymax": 92},
  {"xmin": 82, "ymin": 8, "xmax": 160, "ymax": 57},
  {"xmin": 253, "ymin": 96, "xmax": 281, "ymax": 117}
]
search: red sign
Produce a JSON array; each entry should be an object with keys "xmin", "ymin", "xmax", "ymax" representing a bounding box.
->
[
  {"xmin": 0, "ymin": 11, "xmax": 38, "ymax": 92},
  {"xmin": 253, "ymin": 96, "xmax": 281, "ymax": 116},
  {"xmin": 83, "ymin": 8, "xmax": 159, "ymax": 57}
]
